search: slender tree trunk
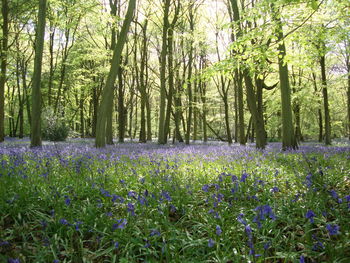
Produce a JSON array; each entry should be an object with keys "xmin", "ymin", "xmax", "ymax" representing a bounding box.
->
[
  {"xmin": 0, "ymin": 0, "xmax": 9, "ymax": 142},
  {"xmin": 118, "ymin": 66, "xmax": 125, "ymax": 143},
  {"xmin": 31, "ymin": 0, "xmax": 47, "ymax": 147},
  {"xmin": 272, "ymin": 5, "xmax": 297, "ymax": 150},
  {"xmin": 236, "ymin": 70, "xmax": 245, "ymax": 145},
  {"xmin": 158, "ymin": 0, "xmax": 170, "ymax": 144},
  {"xmin": 312, "ymin": 73, "xmax": 323, "ymax": 142},
  {"xmin": 146, "ymin": 95, "xmax": 152, "ymax": 141},
  {"xmin": 164, "ymin": 28, "xmax": 175, "ymax": 142},
  {"xmin": 80, "ymin": 89, "xmax": 84, "ymax": 138},
  {"xmin": 139, "ymin": 21, "xmax": 148, "ymax": 143},
  {"xmin": 95, "ymin": 0, "xmax": 135, "ymax": 147},
  {"xmin": 48, "ymin": 25, "xmax": 55, "ymax": 107},
  {"xmin": 320, "ymin": 54, "xmax": 331, "ymax": 145},
  {"xmin": 347, "ymin": 66, "xmax": 350, "ymax": 140},
  {"xmin": 186, "ymin": 2, "xmax": 195, "ymax": 145},
  {"xmin": 243, "ymin": 71, "xmax": 266, "ymax": 149}
]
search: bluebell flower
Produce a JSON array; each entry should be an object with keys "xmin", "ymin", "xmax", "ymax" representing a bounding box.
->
[
  {"xmin": 7, "ymin": 259, "xmax": 20, "ymax": 263},
  {"xmin": 264, "ymin": 241, "xmax": 271, "ymax": 250},
  {"xmin": 128, "ymin": 191, "xmax": 137, "ymax": 198},
  {"xmin": 329, "ymin": 190, "xmax": 338, "ymax": 199},
  {"xmin": 240, "ymin": 172, "xmax": 248, "ymax": 182},
  {"xmin": 312, "ymin": 240, "xmax": 324, "ymax": 251},
  {"xmin": 299, "ymin": 255, "xmax": 305, "ymax": 263},
  {"xmin": 53, "ymin": 260, "xmax": 60, "ymax": 263},
  {"xmin": 74, "ymin": 221, "xmax": 82, "ymax": 231},
  {"xmin": 112, "ymin": 218, "xmax": 127, "ymax": 230},
  {"xmin": 326, "ymin": 224, "xmax": 340, "ymax": 235},
  {"xmin": 65, "ymin": 197, "xmax": 71, "ymax": 206},
  {"xmin": 245, "ymin": 225, "xmax": 252, "ymax": 239},
  {"xmin": 345, "ymin": 195, "xmax": 350, "ymax": 202},
  {"xmin": 161, "ymin": 191, "xmax": 172, "ymax": 201},
  {"xmin": 144, "ymin": 239, "xmax": 151, "ymax": 248},
  {"xmin": 169, "ymin": 204, "xmax": 176, "ymax": 213},
  {"xmin": 150, "ymin": 229, "xmax": 161, "ymax": 237},
  {"xmin": 0, "ymin": 240, "xmax": 10, "ymax": 246},
  {"xmin": 127, "ymin": 202, "xmax": 135, "ymax": 216},
  {"xmin": 237, "ymin": 213, "xmax": 247, "ymax": 226},
  {"xmin": 305, "ymin": 210, "xmax": 315, "ymax": 223},
  {"xmin": 270, "ymin": 187, "xmax": 279, "ymax": 193},
  {"xmin": 305, "ymin": 173, "xmax": 312, "ymax": 187},
  {"xmin": 41, "ymin": 220, "xmax": 47, "ymax": 230},
  {"xmin": 59, "ymin": 218, "xmax": 69, "ymax": 225},
  {"xmin": 202, "ymin": 184, "xmax": 209, "ymax": 192},
  {"xmin": 208, "ymin": 238, "xmax": 215, "ymax": 248},
  {"xmin": 114, "ymin": 241, "xmax": 119, "ymax": 249},
  {"xmin": 216, "ymin": 225, "xmax": 222, "ymax": 236}
]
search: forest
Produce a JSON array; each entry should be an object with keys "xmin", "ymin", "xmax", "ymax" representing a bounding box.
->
[
  {"xmin": 0, "ymin": 0, "xmax": 348, "ymax": 148},
  {"xmin": 0, "ymin": 0, "xmax": 350, "ymax": 262}
]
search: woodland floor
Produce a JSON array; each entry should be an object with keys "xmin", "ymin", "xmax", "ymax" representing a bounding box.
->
[{"xmin": 0, "ymin": 138, "xmax": 350, "ymax": 262}]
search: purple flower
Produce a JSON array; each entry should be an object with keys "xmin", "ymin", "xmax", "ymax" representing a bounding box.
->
[
  {"xmin": 127, "ymin": 203, "xmax": 135, "ymax": 216},
  {"xmin": 270, "ymin": 187, "xmax": 279, "ymax": 193},
  {"xmin": 7, "ymin": 259, "xmax": 20, "ymax": 263},
  {"xmin": 312, "ymin": 240, "xmax": 324, "ymax": 251},
  {"xmin": 74, "ymin": 221, "xmax": 82, "ymax": 231},
  {"xmin": 53, "ymin": 259, "xmax": 60, "ymax": 263},
  {"xmin": 0, "ymin": 241, "xmax": 10, "ymax": 246},
  {"xmin": 65, "ymin": 197, "xmax": 71, "ymax": 206},
  {"xmin": 345, "ymin": 195, "xmax": 350, "ymax": 202},
  {"xmin": 150, "ymin": 229, "xmax": 161, "ymax": 237},
  {"xmin": 59, "ymin": 218, "xmax": 69, "ymax": 225},
  {"xmin": 240, "ymin": 172, "xmax": 248, "ymax": 182},
  {"xmin": 300, "ymin": 255, "xmax": 305, "ymax": 263},
  {"xmin": 112, "ymin": 218, "xmax": 127, "ymax": 230},
  {"xmin": 329, "ymin": 190, "xmax": 338, "ymax": 199},
  {"xmin": 237, "ymin": 213, "xmax": 247, "ymax": 226},
  {"xmin": 208, "ymin": 238, "xmax": 215, "ymax": 247},
  {"xmin": 114, "ymin": 241, "xmax": 119, "ymax": 249},
  {"xmin": 326, "ymin": 224, "xmax": 340, "ymax": 235},
  {"xmin": 305, "ymin": 210, "xmax": 315, "ymax": 223},
  {"xmin": 216, "ymin": 225, "xmax": 222, "ymax": 236},
  {"xmin": 264, "ymin": 241, "xmax": 271, "ymax": 250},
  {"xmin": 128, "ymin": 191, "xmax": 137, "ymax": 198},
  {"xmin": 202, "ymin": 184, "xmax": 209, "ymax": 192},
  {"xmin": 245, "ymin": 225, "xmax": 252, "ymax": 239},
  {"xmin": 161, "ymin": 191, "xmax": 172, "ymax": 201}
]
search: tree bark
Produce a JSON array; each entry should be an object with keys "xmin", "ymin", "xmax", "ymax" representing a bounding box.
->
[
  {"xmin": 95, "ymin": 0, "xmax": 136, "ymax": 147},
  {"xmin": 320, "ymin": 53, "xmax": 331, "ymax": 145},
  {"xmin": 30, "ymin": 0, "xmax": 47, "ymax": 147},
  {"xmin": 158, "ymin": 0, "xmax": 170, "ymax": 144},
  {"xmin": 272, "ymin": 4, "xmax": 297, "ymax": 150},
  {"xmin": 0, "ymin": 0, "xmax": 9, "ymax": 142}
]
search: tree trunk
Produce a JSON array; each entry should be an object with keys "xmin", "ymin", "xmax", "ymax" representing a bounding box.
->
[
  {"xmin": 272, "ymin": 5, "xmax": 297, "ymax": 150},
  {"xmin": 243, "ymin": 71, "xmax": 266, "ymax": 149},
  {"xmin": 236, "ymin": 70, "xmax": 245, "ymax": 145},
  {"xmin": 31, "ymin": 0, "xmax": 47, "ymax": 147},
  {"xmin": 118, "ymin": 66, "xmax": 126, "ymax": 143},
  {"xmin": 186, "ymin": 2, "xmax": 195, "ymax": 145},
  {"xmin": 95, "ymin": 0, "xmax": 135, "ymax": 147},
  {"xmin": 158, "ymin": 0, "xmax": 170, "ymax": 144},
  {"xmin": 320, "ymin": 54, "xmax": 331, "ymax": 145},
  {"xmin": 0, "ymin": 0, "xmax": 9, "ymax": 142}
]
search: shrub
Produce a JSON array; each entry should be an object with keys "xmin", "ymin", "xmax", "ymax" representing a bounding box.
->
[{"xmin": 42, "ymin": 108, "xmax": 69, "ymax": 141}]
